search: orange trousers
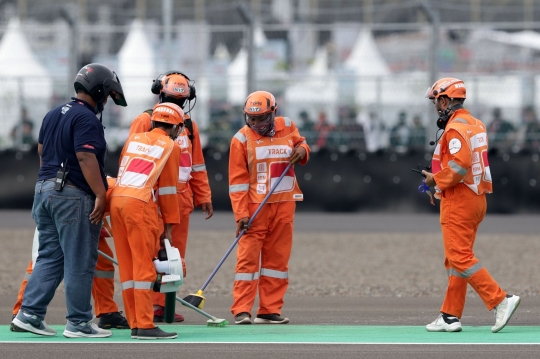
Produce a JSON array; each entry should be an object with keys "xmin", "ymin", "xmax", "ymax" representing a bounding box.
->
[
  {"xmin": 110, "ymin": 196, "xmax": 159, "ymax": 330},
  {"xmin": 13, "ymin": 237, "xmax": 118, "ymax": 317},
  {"xmin": 153, "ymin": 191, "xmax": 194, "ymax": 307},
  {"xmin": 439, "ymin": 184, "xmax": 506, "ymax": 318},
  {"xmin": 231, "ymin": 201, "xmax": 295, "ymax": 317}
]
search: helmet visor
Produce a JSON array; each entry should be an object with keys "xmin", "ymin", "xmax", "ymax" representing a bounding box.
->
[
  {"xmin": 245, "ymin": 112, "xmax": 273, "ymax": 124},
  {"xmin": 245, "ymin": 111, "xmax": 275, "ymax": 136},
  {"xmin": 104, "ymin": 72, "xmax": 127, "ymax": 107},
  {"xmin": 425, "ymin": 86, "xmax": 436, "ymax": 99}
]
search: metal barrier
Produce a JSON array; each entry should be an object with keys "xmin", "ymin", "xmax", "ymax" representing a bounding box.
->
[{"xmin": 2, "ymin": 147, "xmax": 538, "ymax": 213}]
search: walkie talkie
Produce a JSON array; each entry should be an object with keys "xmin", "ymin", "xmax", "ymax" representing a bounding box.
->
[{"xmin": 54, "ymin": 159, "xmax": 70, "ymax": 192}]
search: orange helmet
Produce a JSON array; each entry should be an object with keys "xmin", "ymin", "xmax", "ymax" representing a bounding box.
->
[
  {"xmin": 151, "ymin": 102, "xmax": 185, "ymax": 126},
  {"xmin": 243, "ymin": 91, "xmax": 277, "ymax": 136},
  {"xmin": 425, "ymin": 78, "xmax": 466, "ymax": 100},
  {"xmin": 160, "ymin": 73, "xmax": 192, "ymax": 99},
  {"xmin": 151, "ymin": 71, "xmax": 196, "ymax": 110},
  {"xmin": 244, "ymin": 91, "xmax": 277, "ymax": 116}
]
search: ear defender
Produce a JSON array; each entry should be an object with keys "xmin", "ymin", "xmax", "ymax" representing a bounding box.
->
[
  {"xmin": 151, "ymin": 71, "xmax": 196, "ymax": 100},
  {"xmin": 188, "ymin": 84, "xmax": 196, "ymax": 101},
  {"xmin": 151, "ymin": 74, "xmax": 165, "ymax": 95}
]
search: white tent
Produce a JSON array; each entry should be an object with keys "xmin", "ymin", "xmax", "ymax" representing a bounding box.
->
[
  {"xmin": 344, "ymin": 29, "xmax": 392, "ymax": 106},
  {"xmin": 0, "ymin": 18, "xmax": 52, "ymax": 148},
  {"xmin": 227, "ymin": 48, "xmax": 248, "ymax": 105},
  {"xmin": 471, "ymin": 29, "xmax": 540, "ymax": 51},
  {"xmin": 213, "ymin": 43, "xmax": 231, "ymax": 61},
  {"xmin": 284, "ymin": 46, "xmax": 339, "ymax": 123},
  {"xmin": 344, "ymin": 29, "xmax": 390, "ymax": 77},
  {"xmin": 118, "ymin": 19, "xmax": 156, "ymax": 127}
]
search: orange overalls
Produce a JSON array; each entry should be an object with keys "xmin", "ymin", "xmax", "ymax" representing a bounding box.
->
[
  {"xmin": 92, "ymin": 215, "xmax": 119, "ymax": 316},
  {"xmin": 110, "ymin": 128, "xmax": 180, "ymax": 330},
  {"xmin": 130, "ymin": 111, "xmax": 212, "ymax": 308},
  {"xmin": 229, "ymin": 116, "xmax": 310, "ymax": 317},
  {"xmin": 13, "ymin": 179, "xmax": 120, "ymax": 318},
  {"xmin": 432, "ymin": 108, "xmax": 506, "ymax": 318}
]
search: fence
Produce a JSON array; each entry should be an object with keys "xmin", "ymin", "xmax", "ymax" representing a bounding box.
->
[
  {"xmin": 2, "ymin": 146, "xmax": 539, "ymax": 213},
  {"xmin": 4, "ymin": 18, "xmax": 540, "ymax": 150}
]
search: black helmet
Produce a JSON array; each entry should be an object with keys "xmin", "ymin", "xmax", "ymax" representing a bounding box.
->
[{"xmin": 74, "ymin": 63, "xmax": 127, "ymax": 112}]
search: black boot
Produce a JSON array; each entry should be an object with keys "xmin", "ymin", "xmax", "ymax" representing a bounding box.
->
[
  {"xmin": 97, "ymin": 312, "xmax": 129, "ymax": 329},
  {"xmin": 137, "ymin": 326, "xmax": 177, "ymax": 340}
]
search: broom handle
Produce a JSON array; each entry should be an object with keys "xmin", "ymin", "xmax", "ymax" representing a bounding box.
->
[
  {"xmin": 98, "ymin": 250, "xmax": 118, "ymax": 265},
  {"xmin": 199, "ymin": 163, "xmax": 292, "ymax": 291}
]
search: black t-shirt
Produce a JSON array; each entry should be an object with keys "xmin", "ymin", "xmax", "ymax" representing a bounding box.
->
[{"xmin": 38, "ymin": 98, "xmax": 108, "ymax": 195}]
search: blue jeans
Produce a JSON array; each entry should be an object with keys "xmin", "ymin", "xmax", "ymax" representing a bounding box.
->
[{"xmin": 21, "ymin": 180, "xmax": 101, "ymax": 324}]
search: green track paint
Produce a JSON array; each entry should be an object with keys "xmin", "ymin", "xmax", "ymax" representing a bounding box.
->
[{"xmin": 2, "ymin": 325, "xmax": 540, "ymax": 344}]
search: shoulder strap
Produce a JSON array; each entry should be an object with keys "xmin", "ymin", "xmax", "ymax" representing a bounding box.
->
[
  {"xmin": 144, "ymin": 109, "xmax": 153, "ymax": 116},
  {"xmin": 184, "ymin": 117, "xmax": 194, "ymax": 142}
]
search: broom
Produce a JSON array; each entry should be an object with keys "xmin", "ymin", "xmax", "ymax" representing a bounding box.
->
[
  {"xmin": 183, "ymin": 163, "xmax": 293, "ymax": 309},
  {"xmin": 97, "ymin": 250, "xmax": 228, "ymax": 327}
]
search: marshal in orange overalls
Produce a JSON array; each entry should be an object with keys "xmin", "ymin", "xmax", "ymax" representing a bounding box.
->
[
  {"xmin": 110, "ymin": 104, "xmax": 182, "ymax": 331},
  {"xmin": 432, "ymin": 107, "xmax": 506, "ymax": 318},
  {"xmin": 229, "ymin": 114, "xmax": 310, "ymax": 318},
  {"xmin": 130, "ymin": 111, "xmax": 212, "ymax": 310}
]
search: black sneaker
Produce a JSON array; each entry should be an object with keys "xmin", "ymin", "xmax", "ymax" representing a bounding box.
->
[
  {"xmin": 10, "ymin": 314, "xmax": 26, "ymax": 332},
  {"xmin": 234, "ymin": 312, "xmax": 252, "ymax": 324},
  {"xmin": 131, "ymin": 328, "xmax": 138, "ymax": 339},
  {"xmin": 254, "ymin": 313, "xmax": 289, "ymax": 324},
  {"xmin": 137, "ymin": 326, "xmax": 177, "ymax": 340},
  {"xmin": 97, "ymin": 311, "xmax": 129, "ymax": 329}
]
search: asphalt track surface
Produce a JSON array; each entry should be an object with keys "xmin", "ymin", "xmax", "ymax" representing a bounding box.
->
[{"xmin": 1, "ymin": 210, "xmax": 540, "ymax": 358}]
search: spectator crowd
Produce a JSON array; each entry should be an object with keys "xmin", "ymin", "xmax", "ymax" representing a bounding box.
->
[{"xmin": 8, "ymin": 103, "xmax": 540, "ymax": 155}]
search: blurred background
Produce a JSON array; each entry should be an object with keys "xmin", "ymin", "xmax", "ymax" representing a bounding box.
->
[{"xmin": 1, "ymin": 0, "xmax": 539, "ymax": 213}]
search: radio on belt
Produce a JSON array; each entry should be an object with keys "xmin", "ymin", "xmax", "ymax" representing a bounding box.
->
[{"xmin": 54, "ymin": 159, "xmax": 70, "ymax": 192}]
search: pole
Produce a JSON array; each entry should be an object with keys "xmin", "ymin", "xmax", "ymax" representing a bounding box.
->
[
  {"xmin": 60, "ymin": 6, "xmax": 79, "ymax": 99},
  {"xmin": 237, "ymin": 3, "xmax": 255, "ymax": 95},
  {"xmin": 419, "ymin": 1, "xmax": 440, "ymax": 150},
  {"xmin": 164, "ymin": 292, "xmax": 176, "ymax": 323},
  {"xmin": 162, "ymin": 0, "xmax": 173, "ymax": 71}
]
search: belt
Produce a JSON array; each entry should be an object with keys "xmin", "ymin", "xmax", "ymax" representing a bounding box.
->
[
  {"xmin": 44, "ymin": 178, "xmax": 80, "ymax": 188},
  {"xmin": 43, "ymin": 178, "xmax": 95, "ymax": 198}
]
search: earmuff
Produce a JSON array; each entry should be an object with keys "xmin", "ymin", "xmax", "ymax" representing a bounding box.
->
[{"xmin": 151, "ymin": 70, "xmax": 196, "ymax": 101}]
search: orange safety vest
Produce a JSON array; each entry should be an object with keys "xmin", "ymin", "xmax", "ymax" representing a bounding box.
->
[
  {"xmin": 175, "ymin": 122, "xmax": 192, "ymax": 192},
  {"xmin": 431, "ymin": 109, "xmax": 493, "ymax": 196},
  {"xmin": 129, "ymin": 112, "xmax": 211, "ymax": 203},
  {"xmin": 112, "ymin": 131, "xmax": 175, "ymax": 202},
  {"xmin": 240, "ymin": 117, "xmax": 305, "ymax": 203}
]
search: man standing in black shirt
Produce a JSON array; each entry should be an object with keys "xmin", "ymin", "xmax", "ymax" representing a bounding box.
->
[{"xmin": 12, "ymin": 64, "xmax": 127, "ymax": 338}]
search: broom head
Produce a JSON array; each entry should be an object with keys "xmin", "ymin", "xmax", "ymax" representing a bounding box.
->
[{"xmin": 183, "ymin": 290, "xmax": 206, "ymax": 309}]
